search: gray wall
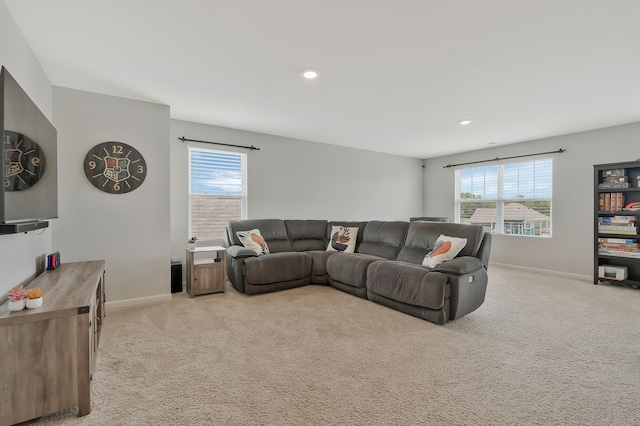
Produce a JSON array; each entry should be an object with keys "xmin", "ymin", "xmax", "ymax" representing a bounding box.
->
[
  {"xmin": 424, "ymin": 122, "xmax": 640, "ymax": 278},
  {"xmin": 170, "ymin": 119, "xmax": 424, "ymax": 273},
  {"xmin": 52, "ymin": 87, "xmax": 171, "ymax": 303},
  {"xmin": 0, "ymin": 3, "xmax": 53, "ymax": 297}
]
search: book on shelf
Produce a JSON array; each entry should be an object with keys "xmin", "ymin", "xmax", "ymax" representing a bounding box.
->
[
  {"xmin": 603, "ymin": 176, "xmax": 628, "ymax": 184},
  {"xmin": 599, "ymin": 247, "xmax": 639, "ymax": 253},
  {"xmin": 598, "ymin": 237, "xmax": 636, "ymax": 243},
  {"xmin": 598, "ymin": 192, "xmax": 625, "ymax": 211},
  {"xmin": 598, "ymin": 225, "xmax": 638, "ymax": 235},
  {"xmin": 598, "ymin": 238, "xmax": 638, "ymax": 245},
  {"xmin": 598, "ymin": 182, "xmax": 630, "ymax": 189},
  {"xmin": 599, "ymin": 216, "xmax": 637, "ymax": 225},
  {"xmin": 598, "ymin": 225, "xmax": 637, "ymax": 230},
  {"xmin": 598, "ymin": 249, "xmax": 640, "ymax": 258},
  {"xmin": 613, "ymin": 193, "xmax": 624, "ymax": 211},
  {"xmin": 598, "ymin": 239, "xmax": 639, "ymax": 251},
  {"xmin": 603, "ymin": 168, "xmax": 626, "ymax": 177}
]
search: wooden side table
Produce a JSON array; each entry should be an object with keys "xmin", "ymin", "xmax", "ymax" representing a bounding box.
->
[{"xmin": 186, "ymin": 246, "xmax": 227, "ymax": 297}]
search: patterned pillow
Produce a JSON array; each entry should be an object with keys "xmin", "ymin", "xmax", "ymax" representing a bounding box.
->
[
  {"xmin": 236, "ymin": 229, "xmax": 270, "ymax": 255},
  {"xmin": 326, "ymin": 226, "xmax": 358, "ymax": 253},
  {"xmin": 422, "ymin": 234, "xmax": 467, "ymax": 268}
]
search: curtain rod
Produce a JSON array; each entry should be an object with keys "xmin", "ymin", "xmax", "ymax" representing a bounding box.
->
[
  {"xmin": 443, "ymin": 148, "xmax": 565, "ymax": 168},
  {"xmin": 178, "ymin": 136, "xmax": 260, "ymax": 151}
]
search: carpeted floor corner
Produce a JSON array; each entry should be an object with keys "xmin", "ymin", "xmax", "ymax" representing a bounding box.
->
[{"xmin": 24, "ymin": 265, "xmax": 640, "ymax": 425}]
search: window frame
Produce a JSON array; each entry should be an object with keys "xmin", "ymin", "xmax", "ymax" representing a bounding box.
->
[
  {"xmin": 188, "ymin": 147, "xmax": 247, "ymax": 243},
  {"xmin": 454, "ymin": 158, "xmax": 553, "ymax": 238}
]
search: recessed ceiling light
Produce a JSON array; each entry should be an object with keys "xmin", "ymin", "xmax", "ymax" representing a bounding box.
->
[
  {"xmin": 459, "ymin": 120, "xmax": 472, "ymax": 126},
  {"xmin": 302, "ymin": 70, "xmax": 318, "ymax": 79}
]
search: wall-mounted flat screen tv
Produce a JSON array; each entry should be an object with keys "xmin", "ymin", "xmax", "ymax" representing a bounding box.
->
[{"xmin": 1, "ymin": 66, "xmax": 57, "ymax": 233}]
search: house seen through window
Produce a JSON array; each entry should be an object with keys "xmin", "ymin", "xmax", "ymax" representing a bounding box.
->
[
  {"xmin": 455, "ymin": 158, "xmax": 552, "ymax": 237},
  {"xmin": 189, "ymin": 148, "xmax": 247, "ymax": 242}
]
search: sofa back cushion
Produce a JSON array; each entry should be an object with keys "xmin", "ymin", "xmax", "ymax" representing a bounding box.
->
[
  {"xmin": 397, "ymin": 222, "xmax": 485, "ymax": 265},
  {"xmin": 284, "ymin": 220, "xmax": 328, "ymax": 251},
  {"xmin": 357, "ymin": 221, "xmax": 410, "ymax": 260},
  {"xmin": 226, "ymin": 219, "xmax": 292, "ymax": 253}
]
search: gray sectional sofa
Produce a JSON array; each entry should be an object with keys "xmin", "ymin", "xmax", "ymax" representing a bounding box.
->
[{"xmin": 224, "ymin": 219, "xmax": 491, "ymax": 325}]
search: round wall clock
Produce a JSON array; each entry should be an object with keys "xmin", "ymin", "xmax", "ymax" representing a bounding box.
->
[
  {"xmin": 83, "ymin": 141, "xmax": 147, "ymax": 194},
  {"xmin": 3, "ymin": 130, "xmax": 46, "ymax": 191}
]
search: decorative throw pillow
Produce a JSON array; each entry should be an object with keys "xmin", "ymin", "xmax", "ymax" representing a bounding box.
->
[
  {"xmin": 326, "ymin": 226, "xmax": 358, "ymax": 253},
  {"xmin": 422, "ymin": 234, "xmax": 467, "ymax": 268},
  {"xmin": 236, "ymin": 229, "xmax": 270, "ymax": 255}
]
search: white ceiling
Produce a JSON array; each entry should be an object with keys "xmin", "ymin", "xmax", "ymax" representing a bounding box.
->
[{"xmin": 4, "ymin": 0, "xmax": 640, "ymax": 159}]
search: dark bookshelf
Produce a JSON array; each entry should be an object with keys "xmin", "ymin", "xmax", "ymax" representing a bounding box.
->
[{"xmin": 594, "ymin": 161, "xmax": 640, "ymax": 288}]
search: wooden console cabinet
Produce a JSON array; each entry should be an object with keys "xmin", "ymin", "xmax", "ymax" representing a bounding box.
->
[
  {"xmin": 0, "ymin": 260, "xmax": 105, "ymax": 425},
  {"xmin": 186, "ymin": 246, "xmax": 227, "ymax": 296}
]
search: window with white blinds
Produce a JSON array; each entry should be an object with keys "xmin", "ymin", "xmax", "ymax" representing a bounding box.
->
[
  {"xmin": 189, "ymin": 148, "xmax": 247, "ymax": 242},
  {"xmin": 455, "ymin": 158, "xmax": 552, "ymax": 237}
]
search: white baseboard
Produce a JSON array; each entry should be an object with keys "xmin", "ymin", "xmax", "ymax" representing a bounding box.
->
[
  {"xmin": 106, "ymin": 293, "xmax": 173, "ymax": 311},
  {"xmin": 490, "ymin": 262, "xmax": 591, "ymax": 282}
]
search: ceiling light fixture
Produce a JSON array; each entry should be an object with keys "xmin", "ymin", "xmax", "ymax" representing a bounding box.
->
[
  {"xmin": 459, "ymin": 120, "xmax": 472, "ymax": 126},
  {"xmin": 302, "ymin": 70, "xmax": 318, "ymax": 79}
]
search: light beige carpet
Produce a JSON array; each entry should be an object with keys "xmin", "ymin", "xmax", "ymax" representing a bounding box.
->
[{"xmin": 26, "ymin": 265, "xmax": 640, "ymax": 425}]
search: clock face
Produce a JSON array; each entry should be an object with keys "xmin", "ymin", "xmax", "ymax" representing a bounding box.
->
[
  {"xmin": 83, "ymin": 142, "xmax": 147, "ymax": 194},
  {"xmin": 3, "ymin": 130, "xmax": 46, "ymax": 191}
]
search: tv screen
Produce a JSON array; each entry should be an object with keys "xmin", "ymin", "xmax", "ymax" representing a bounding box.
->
[{"xmin": 1, "ymin": 66, "xmax": 58, "ymax": 227}]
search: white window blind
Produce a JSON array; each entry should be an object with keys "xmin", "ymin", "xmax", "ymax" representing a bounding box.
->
[
  {"xmin": 189, "ymin": 148, "xmax": 247, "ymax": 242},
  {"xmin": 190, "ymin": 149, "xmax": 246, "ymax": 196},
  {"xmin": 455, "ymin": 158, "xmax": 552, "ymax": 237}
]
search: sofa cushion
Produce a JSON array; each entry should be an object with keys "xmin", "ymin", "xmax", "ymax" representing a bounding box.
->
[
  {"xmin": 326, "ymin": 221, "xmax": 367, "ymax": 251},
  {"xmin": 236, "ymin": 229, "xmax": 270, "ymax": 255},
  {"xmin": 397, "ymin": 222, "xmax": 484, "ymax": 265},
  {"xmin": 357, "ymin": 221, "xmax": 409, "ymax": 260},
  {"xmin": 422, "ymin": 234, "xmax": 467, "ymax": 268},
  {"xmin": 244, "ymin": 252, "xmax": 312, "ymax": 285},
  {"xmin": 285, "ymin": 220, "xmax": 327, "ymax": 251},
  {"xmin": 326, "ymin": 226, "xmax": 359, "ymax": 253},
  {"xmin": 227, "ymin": 219, "xmax": 292, "ymax": 253},
  {"xmin": 366, "ymin": 261, "xmax": 450, "ymax": 310},
  {"xmin": 327, "ymin": 253, "xmax": 386, "ymax": 288}
]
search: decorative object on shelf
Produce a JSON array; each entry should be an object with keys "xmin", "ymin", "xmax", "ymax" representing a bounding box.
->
[
  {"xmin": 7, "ymin": 285, "xmax": 26, "ymax": 311},
  {"xmin": 624, "ymin": 201, "xmax": 640, "ymax": 211},
  {"xmin": 25, "ymin": 298, "xmax": 43, "ymax": 309},
  {"xmin": 598, "ymin": 264, "xmax": 628, "ymax": 281},
  {"xmin": 83, "ymin": 141, "xmax": 147, "ymax": 194},
  {"xmin": 188, "ymin": 236, "xmax": 198, "ymax": 249},
  {"xmin": 8, "ymin": 299, "xmax": 26, "ymax": 311},
  {"xmin": 24, "ymin": 287, "xmax": 44, "ymax": 309},
  {"xmin": 46, "ymin": 251, "xmax": 60, "ymax": 270},
  {"xmin": 3, "ymin": 130, "xmax": 47, "ymax": 190}
]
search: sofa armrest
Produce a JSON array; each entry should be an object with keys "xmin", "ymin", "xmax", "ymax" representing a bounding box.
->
[
  {"xmin": 433, "ymin": 256, "xmax": 485, "ymax": 275},
  {"xmin": 476, "ymin": 232, "xmax": 492, "ymax": 269},
  {"xmin": 227, "ymin": 245, "xmax": 258, "ymax": 259}
]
